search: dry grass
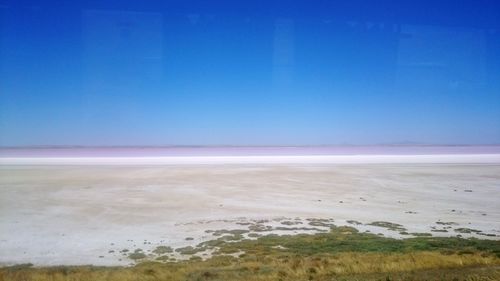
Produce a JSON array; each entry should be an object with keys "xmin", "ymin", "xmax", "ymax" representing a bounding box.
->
[{"xmin": 1, "ymin": 252, "xmax": 499, "ymax": 281}]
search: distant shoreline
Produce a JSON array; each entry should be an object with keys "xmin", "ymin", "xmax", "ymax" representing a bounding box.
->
[
  {"xmin": 1, "ymin": 145, "xmax": 500, "ymax": 158},
  {"xmin": 1, "ymin": 154, "xmax": 500, "ymax": 165}
]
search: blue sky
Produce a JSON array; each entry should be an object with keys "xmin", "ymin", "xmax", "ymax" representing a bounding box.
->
[{"xmin": 1, "ymin": 0, "xmax": 500, "ymax": 146}]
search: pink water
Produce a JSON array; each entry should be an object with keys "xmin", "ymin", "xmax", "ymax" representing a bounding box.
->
[{"xmin": 1, "ymin": 146, "xmax": 499, "ymax": 157}]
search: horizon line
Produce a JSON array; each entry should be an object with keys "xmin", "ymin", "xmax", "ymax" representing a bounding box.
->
[{"xmin": 2, "ymin": 143, "xmax": 500, "ymax": 149}]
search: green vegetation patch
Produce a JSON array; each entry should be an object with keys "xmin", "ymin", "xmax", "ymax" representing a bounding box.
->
[
  {"xmin": 209, "ymin": 226, "xmax": 500, "ymax": 258},
  {"xmin": 479, "ymin": 233, "xmax": 497, "ymax": 237},
  {"xmin": 152, "ymin": 246, "xmax": 173, "ymax": 255},
  {"xmin": 455, "ymin": 228, "xmax": 483, "ymax": 234},
  {"xmin": 306, "ymin": 218, "xmax": 336, "ymax": 227},
  {"xmin": 154, "ymin": 255, "xmax": 170, "ymax": 262},
  {"xmin": 248, "ymin": 224, "xmax": 273, "ymax": 232},
  {"xmin": 431, "ymin": 229, "xmax": 449, "ymax": 233},
  {"xmin": 273, "ymin": 226, "xmax": 326, "ymax": 232},
  {"xmin": 410, "ymin": 232, "xmax": 433, "ymax": 237},
  {"xmin": 210, "ymin": 229, "xmax": 249, "ymax": 237},
  {"xmin": 367, "ymin": 221, "xmax": 407, "ymax": 232},
  {"xmin": 436, "ymin": 221, "xmax": 459, "ymax": 226},
  {"xmin": 182, "ymin": 225, "xmax": 500, "ymax": 260},
  {"xmin": 280, "ymin": 220, "xmax": 302, "ymax": 225},
  {"xmin": 175, "ymin": 246, "xmax": 207, "ymax": 255},
  {"xmin": 128, "ymin": 252, "xmax": 147, "ymax": 260}
]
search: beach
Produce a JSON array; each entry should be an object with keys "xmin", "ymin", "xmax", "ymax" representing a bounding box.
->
[{"xmin": 1, "ymin": 149, "xmax": 499, "ymax": 266}]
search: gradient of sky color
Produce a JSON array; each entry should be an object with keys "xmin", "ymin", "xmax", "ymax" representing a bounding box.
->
[{"xmin": 1, "ymin": 0, "xmax": 500, "ymax": 146}]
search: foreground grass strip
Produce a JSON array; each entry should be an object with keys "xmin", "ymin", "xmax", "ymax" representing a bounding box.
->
[
  {"xmin": 1, "ymin": 253, "xmax": 499, "ymax": 281},
  {"xmin": 1, "ymin": 226, "xmax": 499, "ymax": 281}
]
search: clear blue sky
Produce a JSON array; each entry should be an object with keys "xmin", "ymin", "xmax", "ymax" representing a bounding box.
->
[{"xmin": 1, "ymin": 0, "xmax": 499, "ymax": 146}]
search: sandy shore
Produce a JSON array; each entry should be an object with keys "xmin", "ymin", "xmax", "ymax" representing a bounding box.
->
[{"xmin": 1, "ymin": 155, "xmax": 499, "ymax": 266}]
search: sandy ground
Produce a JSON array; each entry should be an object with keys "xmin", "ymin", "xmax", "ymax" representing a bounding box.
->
[{"xmin": 0, "ymin": 157, "xmax": 499, "ymax": 266}]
